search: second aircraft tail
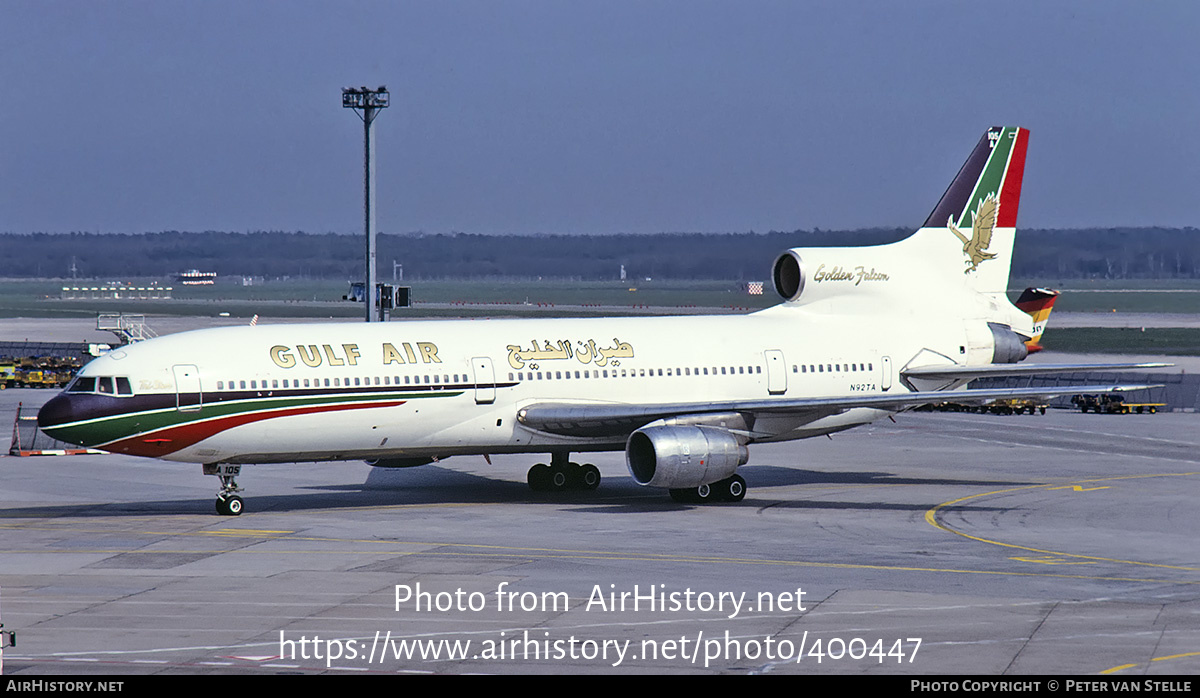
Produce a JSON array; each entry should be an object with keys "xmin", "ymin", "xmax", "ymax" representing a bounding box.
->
[{"xmin": 1014, "ymin": 287, "xmax": 1060, "ymax": 353}]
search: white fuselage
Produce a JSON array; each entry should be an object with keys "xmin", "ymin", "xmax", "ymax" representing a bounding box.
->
[{"xmin": 67, "ymin": 299, "xmax": 989, "ymax": 466}]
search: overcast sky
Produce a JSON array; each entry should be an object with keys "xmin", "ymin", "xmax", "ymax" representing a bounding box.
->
[{"xmin": 3, "ymin": 1, "xmax": 1197, "ymax": 235}]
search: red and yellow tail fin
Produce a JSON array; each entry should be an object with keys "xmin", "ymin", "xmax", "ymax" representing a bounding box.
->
[{"xmin": 1014, "ymin": 288, "xmax": 1059, "ymax": 353}]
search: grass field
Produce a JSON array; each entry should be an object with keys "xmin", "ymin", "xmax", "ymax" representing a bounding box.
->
[
  {"xmin": 1009, "ymin": 278, "xmax": 1200, "ymax": 313},
  {"xmin": 1, "ymin": 277, "xmax": 1196, "ymax": 320},
  {"xmin": 1010, "ymin": 278, "xmax": 1200, "ymax": 290},
  {"xmin": 0, "ymin": 278, "xmax": 773, "ymax": 319},
  {"xmin": 1040, "ymin": 327, "xmax": 1200, "ymax": 355},
  {"xmin": 1041, "ymin": 291, "xmax": 1200, "ymax": 314}
]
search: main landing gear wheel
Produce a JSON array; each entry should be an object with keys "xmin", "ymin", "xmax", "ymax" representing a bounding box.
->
[
  {"xmin": 720, "ymin": 474, "xmax": 746, "ymax": 502},
  {"xmin": 527, "ymin": 463, "xmax": 551, "ymax": 490},
  {"xmin": 547, "ymin": 463, "xmax": 571, "ymax": 491},
  {"xmin": 669, "ymin": 474, "xmax": 746, "ymax": 504},
  {"xmin": 670, "ymin": 484, "xmax": 713, "ymax": 503},
  {"xmin": 579, "ymin": 464, "xmax": 601, "ymax": 490},
  {"xmin": 526, "ymin": 457, "xmax": 602, "ymax": 492}
]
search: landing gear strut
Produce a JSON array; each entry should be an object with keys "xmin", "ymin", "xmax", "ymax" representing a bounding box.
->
[
  {"xmin": 527, "ymin": 452, "xmax": 601, "ymax": 492},
  {"xmin": 204, "ymin": 463, "xmax": 244, "ymax": 516},
  {"xmin": 669, "ymin": 474, "xmax": 746, "ymax": 504}
]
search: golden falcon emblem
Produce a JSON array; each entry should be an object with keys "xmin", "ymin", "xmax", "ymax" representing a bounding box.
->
[{"xmin": 947, "ymin": 192, "xmax": 999, "ymax": 274}]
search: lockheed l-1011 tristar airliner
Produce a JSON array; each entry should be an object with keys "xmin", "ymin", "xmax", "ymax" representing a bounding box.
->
[{"xmin": 38, "ymin": 127, "xmax": 1162, "ymax": 515}]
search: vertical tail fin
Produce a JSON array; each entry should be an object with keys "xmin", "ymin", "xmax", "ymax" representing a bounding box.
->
[
  {"xmin": 769, "ymin": 128, "xmax": 1031, "ymax": 309},
  {"xmin": 921, "ymin": 126, "xmax": 1029, "ymax": 294},
  {"xmin": 1014, "ymin": 287, "xmax": 1059, "ymax": 353}
]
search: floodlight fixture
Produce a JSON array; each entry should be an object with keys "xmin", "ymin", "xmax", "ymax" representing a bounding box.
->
[{"xmin": 342, "ymin": 86, "xmax": 390, "ymax": 119}]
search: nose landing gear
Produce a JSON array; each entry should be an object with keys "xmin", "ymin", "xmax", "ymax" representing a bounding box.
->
[
  {"xmin": 216, "ymin": 493, "xmax": 244, "ymax": 516},
  {"xmin": 204, "ymin": 463, "xmax": 245, "ymax": 516}
]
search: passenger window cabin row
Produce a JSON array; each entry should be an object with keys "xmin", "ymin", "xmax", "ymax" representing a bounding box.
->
[
  {"xmin": 215, "ymin": 374, "xmax": 468, "ymax": 391},
  {"xmin": 68, "ymin": 359, "xmax": 876, "ymax": 396},
  {"xmin": 793, "ymin": 362, "xmax": 873, "ymax": 374},
  {"xmin": 507, "ymin": 365, "xmax": 763, "ymax": 381}
]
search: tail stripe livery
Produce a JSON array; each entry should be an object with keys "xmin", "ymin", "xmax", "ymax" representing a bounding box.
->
[
  {"xmin": 923, "ymin": 127, "xmax": 1028, "ymax": 229},
  {"xmin": 996, "ymin": 128, "xmax": 1028, "ymax": 228}
]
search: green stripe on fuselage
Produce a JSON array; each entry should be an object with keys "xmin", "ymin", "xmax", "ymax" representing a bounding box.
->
[
  {"xmin": 954, "ymin": 127, "xmax": 1017, "ymax": 228},
  {"xmin": 45, "ymin": 390, "xmax": 462, "ymax": 447}
]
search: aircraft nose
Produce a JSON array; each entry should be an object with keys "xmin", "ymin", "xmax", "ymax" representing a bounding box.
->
[
  {"xmin": 38, "ymin": 393, "xmax": 70, "ymax": 428},
  {"xmin": 37, "ymin": 393, "xmax": 84, "ymax": 444}
]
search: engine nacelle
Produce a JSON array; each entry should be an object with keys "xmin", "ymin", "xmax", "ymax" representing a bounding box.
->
[
  {"xmin": 771, "ymin": 247, "xmax": 894, "ymax": 304},
  {"xmin": 365, "ymin": 457, "xmax": 435, "ymax": 468},
  {"xmin": 626, "ymin": 425, "xmax": 748, "ymax": 489},
  {"xmin": 772, "ymin": 249, "xmax": 807, "ymax": 302},
  {"xmin": 988, "ymin": 322, "xmax": 1028, "ymax": 364}
]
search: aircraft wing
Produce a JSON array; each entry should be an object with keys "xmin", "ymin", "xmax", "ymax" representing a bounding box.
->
[
  {"xmin": 901, "ymin": 362, "xmax": 1171, "ymax": 381},
  {"xmin": 516, "ymin": 383, "xmax": 1160, "ymax": 438}
]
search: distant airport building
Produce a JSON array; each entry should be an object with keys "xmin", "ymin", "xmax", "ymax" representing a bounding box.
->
[{"xmin": 177, "ymin": 270, "xmax": 217, "ymax": 285}]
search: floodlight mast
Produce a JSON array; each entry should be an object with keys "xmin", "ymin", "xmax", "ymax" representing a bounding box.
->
[{"xmin": 342, "ymin": 85, "xmax": 390, "ymax": 322}]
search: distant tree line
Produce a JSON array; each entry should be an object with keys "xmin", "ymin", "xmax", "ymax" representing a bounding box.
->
[{"xmin": 2, "ymin": 228, "xmax": 1197, "ymax": 281}]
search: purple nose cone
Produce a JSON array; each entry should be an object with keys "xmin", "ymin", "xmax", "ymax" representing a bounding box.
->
[{"xmin": 37, "ymin": 393, "xmax": 78, "ymax": 436}]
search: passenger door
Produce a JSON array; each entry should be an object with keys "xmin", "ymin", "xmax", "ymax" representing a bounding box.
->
[
  {"xmin": 172, "ymin": 364, "xmax": 202, "ymax": 412},
  {"xmin": 472, "ymin": 357, "xmax": 496, "ymax": 404},
  {"xmin": 764, "ymin": 350, "xmax": 787, "ymax": 395}
]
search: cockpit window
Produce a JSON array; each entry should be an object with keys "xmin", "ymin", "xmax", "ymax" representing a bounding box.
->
[
  {"xmin": 67, "ymin": 377, "xmax": 96, "ymax": 393},
  {"xmin": 65, "ymin": 375, "xmax": 133, "ymax": 396}
]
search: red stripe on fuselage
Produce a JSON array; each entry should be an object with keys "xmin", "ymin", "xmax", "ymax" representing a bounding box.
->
[
  {"xmin": 101, "ymin": 400, "xmax": 407, "ymax": 458},
  {"xmin": 997, "ymin": 128, "xmax": 1028, "ymax": 228}
]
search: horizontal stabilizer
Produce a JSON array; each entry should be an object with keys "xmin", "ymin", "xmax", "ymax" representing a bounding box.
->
[{"xmin": 902, "ymin": 362, "xmax": 1171, "ymax": 381}]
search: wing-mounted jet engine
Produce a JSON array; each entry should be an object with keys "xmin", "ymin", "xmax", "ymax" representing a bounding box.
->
[{"xmin": 624, "ymin": 412, "xmax": 752, "ymax": 503}]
